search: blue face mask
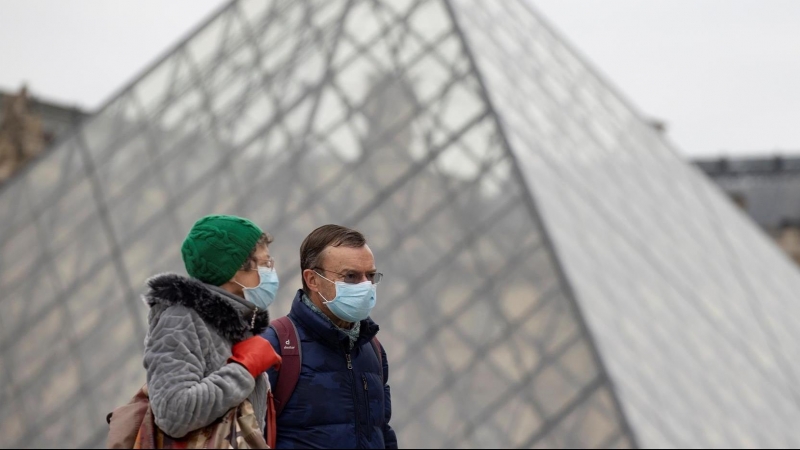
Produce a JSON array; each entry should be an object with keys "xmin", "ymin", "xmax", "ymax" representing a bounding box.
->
[
  {"xmin": 317, "ymin": 273, "xmax": 377, "ymax": 324},
  {"xmin": 235, "ymin": 267, "xmax": 279, "ymax": 310}
]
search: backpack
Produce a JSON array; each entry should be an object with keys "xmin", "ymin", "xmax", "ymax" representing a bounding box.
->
[
  {"xmin": 269, "ymin": 316, "xmax": 383, "ymax": 416},
  {"xmin": 106, "ymin": 384, "xmax": 271, "ymax": 449}
]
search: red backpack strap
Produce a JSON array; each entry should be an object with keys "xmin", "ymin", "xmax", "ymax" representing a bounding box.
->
[
  {"xmin": 270, "ymin": 317, "xmax": 302, "ymax": 417},
  {"xmin": 266, "ymin": 391, "xmax": 277, "ymax": 449}
]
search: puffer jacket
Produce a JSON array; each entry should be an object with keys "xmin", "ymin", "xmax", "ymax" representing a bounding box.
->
[
  {"xmin": 143, "ymin": 274, "xmax": 272, "ymax": 439},
  {"xmin": 262, "ymin": 290, "xmax": 398, "ymax": 449}
]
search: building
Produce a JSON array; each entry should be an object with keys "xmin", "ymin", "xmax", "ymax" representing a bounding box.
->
[
  {"xmin": 697, "ymin": 155, "xmax": 800, "ymax": 265},
  {"xmin": 0, "ymin": 86, "xmax": 87, "ymax": 183},
  {"xmin": 2, "ymin": 1, "xmax": 800, "ymax": 448}
]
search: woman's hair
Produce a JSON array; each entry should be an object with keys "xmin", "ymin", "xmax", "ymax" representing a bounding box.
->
[{"xmin": 240, "ymin": 232, "xmax": 273, "ymax": 271}]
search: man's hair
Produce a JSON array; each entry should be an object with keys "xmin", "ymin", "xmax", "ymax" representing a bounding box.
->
[
  {"xmin": 240, "ymin": 232, "xmax": 274, "ymax": 271},
  {"xmin": 300, "ymin": 225, "xmax": 367, "ymax": 293}
]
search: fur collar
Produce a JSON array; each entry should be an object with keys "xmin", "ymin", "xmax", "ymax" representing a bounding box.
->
[{"xmin": 143, "ymin": 273, "xmax": 270, "ymax": 343}]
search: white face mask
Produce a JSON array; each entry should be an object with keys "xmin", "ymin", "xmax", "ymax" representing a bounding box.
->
[
  {"xmin": 234, "ymin": 266, "xmax": 280, "ymax": 310},
  {"xmin": 317, "ymin": 272, "xmax": 377, "ymax": 323}
]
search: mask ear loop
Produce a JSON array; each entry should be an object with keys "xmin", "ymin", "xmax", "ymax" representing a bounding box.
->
[
  {"xmin": 230, "ymin": 277, "xmax": 259, "ymax": 330},
  {"xmin": 314, "ymin": 271, "xmax": 336, "ymax": 304},
  {"xmin": 231, "ymin": 277, "xmax": 259, "ymax": 329},
  {"xmin": 233, "ymin": 266, "xmax": 262, "ymax": 291}
]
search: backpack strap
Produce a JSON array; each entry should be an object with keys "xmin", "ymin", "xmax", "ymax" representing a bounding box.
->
[
  {"xmin": 370, "ymin": 336, "xmax": 386, "ymax": 428},
  {"xmin": 270, "ymin": 317, "xmax": 302, "ymax": 417},
  {"xmin": 266, "ymin": 391, "xmax": 277, "ymax": 449},
  {"xmin": 371, "ymin": 336, "xmax": 384, "ymax": 383}
]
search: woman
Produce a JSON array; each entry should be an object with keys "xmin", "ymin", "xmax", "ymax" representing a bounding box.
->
[{"xmin": 142, "ymin": 215, "xmax": 282, "ymax": 440}]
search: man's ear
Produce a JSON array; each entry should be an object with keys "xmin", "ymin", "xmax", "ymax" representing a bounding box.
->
[{"xmin": 303, "ymin": 269, "xmax": 319, "ymax": 293}]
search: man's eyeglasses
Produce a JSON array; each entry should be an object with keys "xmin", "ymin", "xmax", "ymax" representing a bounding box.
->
[{"xmin": 314, "ymin": 268, "xmax": 383, "ymax": 285}]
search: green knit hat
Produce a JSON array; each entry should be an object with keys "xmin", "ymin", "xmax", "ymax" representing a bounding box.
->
[{"xmin": 181, "ymin": 215, "xmax": 263, "ymax": 286}]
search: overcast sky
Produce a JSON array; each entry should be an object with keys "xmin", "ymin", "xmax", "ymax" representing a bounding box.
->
[{"xmin": 0, "ymin": 0, "xmax": 797, "ymax": 158}]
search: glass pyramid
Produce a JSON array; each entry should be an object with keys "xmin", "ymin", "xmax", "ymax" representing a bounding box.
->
[{"xmin": 2, "ymin": 0, "xmax": 800, "ymax": 448}]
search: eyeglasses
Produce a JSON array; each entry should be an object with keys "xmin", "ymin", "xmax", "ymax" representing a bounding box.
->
[
  {"xmin": 243, "ymin": 256, "xmax": 275, "ymax": 271},
  {"xmin": 314, "ymin": 268, "xmax": 384, "ymax": 285}
]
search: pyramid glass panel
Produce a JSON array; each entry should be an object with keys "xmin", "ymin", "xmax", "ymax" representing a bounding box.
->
[
  {"xmin": 1, "ymin": 0, "xmax": 800, "ymax": 448},
  {"xmin": 450, "ymin": 0, "xmax": 800, "ymax": 447}
]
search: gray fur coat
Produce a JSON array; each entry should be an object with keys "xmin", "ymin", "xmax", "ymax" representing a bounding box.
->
[{"xmin": 142, "ymin": 274, "xmax": 271, "ymax": 439}]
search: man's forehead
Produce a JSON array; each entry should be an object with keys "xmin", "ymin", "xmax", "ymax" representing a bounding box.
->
[{"xmin": 323, "ymin": 245, "xmax": 375, "ymax": 270}]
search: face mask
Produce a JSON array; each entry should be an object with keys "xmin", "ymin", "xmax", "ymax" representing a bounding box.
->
[
  {"xmin": 317, "ymin": 273, "xmax": 377, "ymax": 323},
  {"xmin": 235, "ymin": 266, "xmax": 279, "ymax": 310}
]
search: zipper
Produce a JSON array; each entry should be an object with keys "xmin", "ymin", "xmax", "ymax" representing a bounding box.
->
[
  {"xmin": 363, "ymin": 374, "xmax": 372, "ymax": 428},
  {"xmin": 346, "ymin": 351, "xmax": 360, "ymax": 439}
]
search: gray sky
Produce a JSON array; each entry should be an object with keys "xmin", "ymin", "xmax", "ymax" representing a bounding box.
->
[{"xmin": 0, "ymin": 0, "xmax": 797, "ymax": 158}]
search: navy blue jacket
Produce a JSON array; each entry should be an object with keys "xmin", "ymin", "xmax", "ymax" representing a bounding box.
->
[{"xmin": 262, "ymin": 291, "xmax": 398, "ymax": 449}]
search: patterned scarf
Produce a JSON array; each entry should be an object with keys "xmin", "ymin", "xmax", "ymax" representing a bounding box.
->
[{"xmin": 302, "ymin": 294, "xmax": 361, "ymax": 350}]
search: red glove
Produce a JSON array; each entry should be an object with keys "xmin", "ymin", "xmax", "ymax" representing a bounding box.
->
[{"xmin": 229, "ymin": 336, "xmax": 282, "ymax": 379}]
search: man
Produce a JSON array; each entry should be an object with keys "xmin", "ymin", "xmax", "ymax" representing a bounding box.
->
[{"xmin": 262, "ymin": 225, "xmax": 398, "ymax": 449}]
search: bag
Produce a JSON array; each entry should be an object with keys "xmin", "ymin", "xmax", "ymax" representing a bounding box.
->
[
  {"xmin": 107, "ymin": 384, "xmax": 274, "ymax": 449},
  {"xmin": 269, "ymin": 316, "xmax": 383, "ymax": 416}
]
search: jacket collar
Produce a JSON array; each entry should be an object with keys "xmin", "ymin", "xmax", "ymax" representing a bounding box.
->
[
  {"xmin": 143, "ymin": 273, "xmax": 270, "ymax": 343},
  {"xmin": 288, "ymin": 290, "xmax": 379, "ymax": 350}
]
